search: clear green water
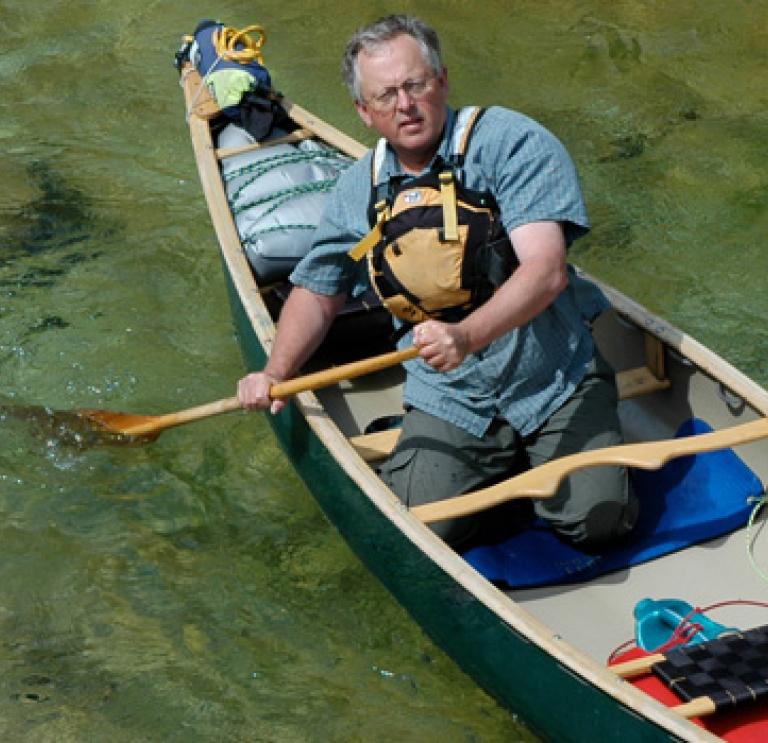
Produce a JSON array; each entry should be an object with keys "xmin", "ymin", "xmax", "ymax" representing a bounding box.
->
[{"xmin": 0, "ymin": 1, "xmax": 765, "ymax": 740}]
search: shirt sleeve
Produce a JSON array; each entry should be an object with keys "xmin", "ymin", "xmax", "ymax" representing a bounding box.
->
[
  {"xmin": 288, "ymin": 155, "xmax": 373, "ymax": 298},
  {"xmin": 471, "ymin": 107, "xmax": 590, "ymax": 247}
]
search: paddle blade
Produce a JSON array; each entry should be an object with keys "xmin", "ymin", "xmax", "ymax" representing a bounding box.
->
[
  {"xmin": 1, "ymin": 404, "xmax": 157, "ymax": 448},
  {"xmin": 75, "ymin": 408, "xmax": 161, "ymax": 441}
]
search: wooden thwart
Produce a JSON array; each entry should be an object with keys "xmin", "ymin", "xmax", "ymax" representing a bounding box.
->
[
  {"xmin": 181, "ymin": 65, "xmax": 367, "ymax": 161},
  {"xmin": 410, "ymin": 415, "xmax": 768, "ymax": 523},
  {"xmin": 349, "ymin": 336, "xmax": 671, "ymax": 463},
  {"xmin": 215, "ymin": 128, "xmax": 314, "ymax": 159},
  {"xmin": 280, "ymin": 97, "xmax": 368, "ymax": 159}
]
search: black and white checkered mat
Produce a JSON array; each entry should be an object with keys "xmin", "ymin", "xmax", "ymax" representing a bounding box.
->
[{"xmin": 652, "ymin": 626, "xmax": 768, "ymax": 710}]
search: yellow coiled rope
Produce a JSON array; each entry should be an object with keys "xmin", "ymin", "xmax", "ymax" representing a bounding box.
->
[{"xmin": 212, "ymin": 24, "xmax": 267, "ymax": 65}]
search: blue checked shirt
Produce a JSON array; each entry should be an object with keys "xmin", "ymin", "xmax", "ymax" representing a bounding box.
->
[{"xmin": 290, "ymin": 106, "xmax": 608, "ymax": 437}]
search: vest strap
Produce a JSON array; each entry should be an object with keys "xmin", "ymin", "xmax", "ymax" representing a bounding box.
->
[
  {"xmin": 451, "ymin": 106, "xmax": 484, "ymax": 157},
  {"xmin": 349, "ymin": 199, "xmax": 389, "ymax": 261},
  {"xmin": 439, "ymin": 172, "xmax": 459, "ymax": 242}
]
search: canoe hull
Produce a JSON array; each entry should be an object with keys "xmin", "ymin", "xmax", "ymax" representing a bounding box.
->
[
  {"xmin": 182, "ymin": 57, "xmax": 765, "ymax": 740},
  {"xmin": 221, "ymin": 257, "xmax": 681, "ymax": 742}
]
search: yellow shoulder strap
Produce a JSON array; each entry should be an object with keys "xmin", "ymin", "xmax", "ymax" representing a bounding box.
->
[
  {"xmin": 439, "ymin": 172, "xmax": 459, "ymax": 242},
  {"xmin": 348, "ymin": 143, "xmax": 390, "ymax": 261},
  {"xmin": 438, "ymin": 107, "xmax": 484, "ymax": 243},
  {"xmin": 348, "ymin": 200, "xmax": 389, "ymax": 261}
]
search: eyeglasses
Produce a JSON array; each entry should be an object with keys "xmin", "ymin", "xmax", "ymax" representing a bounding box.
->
[{"xmin": 363, "ymin": 75, "xmax": 437, "ymax": 113}]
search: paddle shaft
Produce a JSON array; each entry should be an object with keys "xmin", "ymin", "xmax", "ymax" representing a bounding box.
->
[
  {"xmin": 411, "ymin": 416, "xmax": 768, "ymax": 523},
  {"xmin": 119, "ymin": 346, "xmax": 419, "ymax": 436}
]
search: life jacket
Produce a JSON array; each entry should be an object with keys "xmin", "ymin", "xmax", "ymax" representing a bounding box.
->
[{"xmin": 348, "ymin": 107, "xmax": 517, "ymax": 326}]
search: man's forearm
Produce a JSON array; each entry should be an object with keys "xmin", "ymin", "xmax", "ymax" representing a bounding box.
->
[
  {"xmin": 459, "ymin": 257, "xmax": 568, "ymax": 354},
  {"xmin": 264, "ymin": 287, "xmax": 347, "ymax": 380}
]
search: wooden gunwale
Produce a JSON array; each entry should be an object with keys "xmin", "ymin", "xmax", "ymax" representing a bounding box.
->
[{"xmin": 179, "ymin": 64, "xmax": 765, "ymax": 741}]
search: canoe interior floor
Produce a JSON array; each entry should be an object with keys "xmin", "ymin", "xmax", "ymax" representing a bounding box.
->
[
  {"xmin": 509, "ymin": 516, "xmax": 768, "ymax": 664},
  {"xmin": 508, "ymin": 312, "xmax": 768, "ymax": 663},
  {"xmin": 315, "ymin": 366, "xmax": 405, "ymax": 438},
  {"xmin": 299, "ymin": 303, "xmax": 404, "ymax": 437},
  {"xmin": 308, "ymin": 301, "xmax": 768, "ymax": 666}
]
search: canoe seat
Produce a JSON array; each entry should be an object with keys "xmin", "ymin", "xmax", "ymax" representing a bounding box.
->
[
  {"xmin": 616, "ymin": 365, "xmax": 671, "ymax": 398},
  {"xmin": 649, "ymin": 626, "xmax": 768, "ymax": 715},
  {"xmin": 615, "ymin": 331, "xmax": 670, "ymax": 399},
  {"xmin": 611, "ymin": 632, "xmax": 768, "ymax": 737}
]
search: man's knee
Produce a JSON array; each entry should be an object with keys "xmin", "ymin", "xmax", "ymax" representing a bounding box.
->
[
  {"xmin": 378, "ymin": 443, "xmax": 484, "ymax": 548},
  {"xmin": 576, "ymin": 489, "xmax": 639, "ymax": 548},
  {"xmin": 536, "ymin": 466, "xmax": 638, "ymax": 548}
]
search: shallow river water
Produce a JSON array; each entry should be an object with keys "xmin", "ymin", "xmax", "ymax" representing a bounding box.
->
[{"xmin": 0, "ymin": 1, "xmax": 766, "ymax": 740}]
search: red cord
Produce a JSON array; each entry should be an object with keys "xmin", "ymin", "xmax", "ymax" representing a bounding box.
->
[{"xmin": 607, "ymin": 598, "xmax": 768, "ymax": 664}]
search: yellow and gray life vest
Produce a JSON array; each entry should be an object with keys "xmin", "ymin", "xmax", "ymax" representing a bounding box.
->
[{"xmin": 348, "ymin": 107, "xmax": 517, "ymax": 325}]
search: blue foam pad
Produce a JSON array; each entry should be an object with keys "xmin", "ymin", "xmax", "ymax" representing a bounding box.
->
[{"xmin": 462, "ymin": 419, "xmax": 764, "ymax": 588}]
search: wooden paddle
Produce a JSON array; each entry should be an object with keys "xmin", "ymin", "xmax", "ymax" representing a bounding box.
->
[
  {"xmin": 76, "ymin": 346, "xmax": 419, "ymax": 439},
  {"xmin": 411, "ymin": 416, "xmax": 768, "ymax": 523}
]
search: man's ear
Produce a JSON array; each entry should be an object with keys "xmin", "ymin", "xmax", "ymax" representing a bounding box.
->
[
  {"xmin": 438, "ymin": 65, "xmax": 449, "ymax": 95},
  {"xmin": 355, "ymin": 100, "xmax": 373, "ymax": 128}
]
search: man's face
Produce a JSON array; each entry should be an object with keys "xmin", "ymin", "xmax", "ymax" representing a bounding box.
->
[{"xmin": 354, "ymin": 34, "xmax": 448, "ymax": 171}]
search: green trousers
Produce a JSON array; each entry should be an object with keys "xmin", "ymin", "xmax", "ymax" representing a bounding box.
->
[{"xmin": 379, "ymin": 351, "xmax": 638, "ymax": 549}]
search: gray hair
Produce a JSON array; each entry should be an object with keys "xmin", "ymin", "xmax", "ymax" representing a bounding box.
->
[{"xmin": 341, "ymin": 15, "xmax": 443, "ymax": 101}]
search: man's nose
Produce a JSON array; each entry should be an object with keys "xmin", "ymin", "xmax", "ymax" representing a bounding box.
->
[{"xmin": 395, "ymin": 85, "xmax": 417, "ymax": 111}]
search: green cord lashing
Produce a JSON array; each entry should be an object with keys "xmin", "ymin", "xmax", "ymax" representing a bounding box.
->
[
  {"xmin": 746, "ymin": 492, "xmax": 768, "ymax": 582},
  {"xmin": 225, "ymin": 143, "xmax": 352, "ymax": 248},
  {"xmin": 243, "ymin": 223, "xmax": 317, "ymax": 246},
  {"xmin": 232, "ymin": 179, "xmax": 338, "ymax": 219},
  {"xmin": 225, "ymin": 149, "xmax": 351, "ymax": 204}
]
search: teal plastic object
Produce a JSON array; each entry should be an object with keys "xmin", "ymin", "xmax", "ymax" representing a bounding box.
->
[{"xmin": 633, "ymin": 598, "xmax": 739, "ymax": 651}]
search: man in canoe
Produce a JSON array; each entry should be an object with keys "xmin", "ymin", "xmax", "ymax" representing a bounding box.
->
[{"xmin": 238, "ymin": 14, "xmax": 638, "ymax": 550}]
